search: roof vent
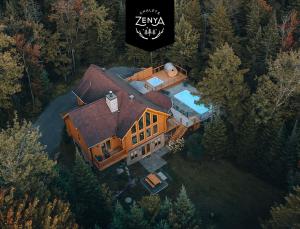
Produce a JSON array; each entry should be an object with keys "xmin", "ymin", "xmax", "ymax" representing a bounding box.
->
[
  {"xmin": 129, "ymin": 95, "xmax": 134, "ymax": 101},
  {"xmin": 106, "ymin": 91, "xmax": 118, "ymax": 113}
]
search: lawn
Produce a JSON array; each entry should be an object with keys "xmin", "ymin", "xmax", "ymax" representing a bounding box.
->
[
  {"xmin": 96, "ymin": 152, "xmax": 283, "ymax": 229},
  {"xmin": 59, "ymin": 141, "xmax": 284, "ymax": 228},
  {"xmin": 162, "ymin": 153, "xmax": 284, "ymax": 228}
]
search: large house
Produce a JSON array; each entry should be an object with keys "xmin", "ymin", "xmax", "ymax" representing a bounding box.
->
[{"xmin": 63, "ymin": 63, "xmax": 210, "ymax": 170}]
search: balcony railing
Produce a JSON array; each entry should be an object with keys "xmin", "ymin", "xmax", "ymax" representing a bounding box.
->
[{"xmin": 94, "ymin": 149, "xmax": 127, "ymax": 171}]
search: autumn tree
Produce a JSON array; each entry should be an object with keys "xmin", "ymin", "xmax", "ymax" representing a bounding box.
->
[
  {"xmin": 0, "ymin": 32, "xmax": 23, "ymax": 109},
  {"xmin": 0, "ymin": 115, "xmax": 57, "ymax": 198},
  {"xmin": 0, "ymin": 188, "xmax": 78, "ymax": 229},
  {"xmin": 263, "ymin": 186, "xmax": 300, "ymax": 228}
]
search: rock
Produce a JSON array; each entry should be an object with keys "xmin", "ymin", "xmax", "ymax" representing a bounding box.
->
[
  {"xmin": 116, "ymin": 168, "xmax": 124, "ymax": 175},
  {"xmin": 125, "ymin": 197, "xmax": 132, "ymax": 204}
]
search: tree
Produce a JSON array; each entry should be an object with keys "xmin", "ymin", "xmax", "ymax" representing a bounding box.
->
[
  {"xmin": 127, "ymin": 202, "xmax": 150, "ymax": 229},
  {"xmin": 0, "ymin": 188, "xmax": 78, "ymax": 229},
  {"xmin": 139, "ymin": 195, "xmax": 161, "ymax": 223},
  {"xmin": 208, "ymin": 1, "xmax": 238, "ymax": 51},
  {"xmin": 167, "ymin": 16, "xmax": 199, "ymax": 69},
  {"xmin": 49, "ymin": 0, "xmax": 113, "ymax": 80},
  {"xmin": 252, "ymin": 50, "xmax": 300, "ymax": 124},
  {"xmin": 263, "ymin": 186, "xmax": 300, "ymax": 228},
  {"xmin": 175, "ymin": 0, "xmax": 203, "ymax": 35},
  {"xmin": 111, "ymin": 201, "xmax": 127, "ymax": 229},
  {"xmin": 202, "ymin": 116, "xmax": 229, "ymax": 159},
  {"xmin": 168, "ymin": 186, "xmax": 199, "ymax": 229},
  {"xmin": 197, "ymin": 43, "xmax": 248, "ymax": 127},
  {"xmin": 0, "ymin": 32, "xmax": 23, "ymax": 109},
  {"xmin": 0, "ymin": 115, "xmax": 57, "ymax": 198},
  {"xmin": 67, "ymin": 152, "xmax": 112, "ymax": 228}
]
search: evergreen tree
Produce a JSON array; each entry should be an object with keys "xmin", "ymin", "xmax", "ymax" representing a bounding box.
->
[
  {"xmin": 202, "ymin": 116, "xmax": 229, "ymax": 159},
  {"xmin": 0, "ymin": 188, "xmax": 78, "ymax": 229},
  {"xmin": 111, "ymin": 201, "xmax": 127, "ymax": 229},
  {"xmin": 168, "ymin": 186, "xmax": 199, "ymax": 229},
  {"xmin": 167, "ymin": 16, "xmax": 199, "ymax": 69},
  {"xmin": 208, "ymin": 1, "xmax": 238, "ymax": 51},
  {"xmin": 67, "ymin": 152, "xmax": 112, "ymax": 228},
  {"xmin": 139, "ymin": 195, "xmax": 161, "ymax": 223},
  {"xmin": 197, "ymin": 43, "xmax": 248, "ymax": 128},
  {"xmin": 127, "ymin": 202, "xmax": 150, "ymax": 229},
  {"xmin": 0, "ymin": 115, "xmax": 57, "ymax": 198},
  {"xmin": 263, "ymin": 187, "xmax": 300, "ymax": 228}
]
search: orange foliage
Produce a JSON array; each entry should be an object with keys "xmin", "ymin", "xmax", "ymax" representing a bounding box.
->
[
  {"xmin": 15, "ymin": 34, "xmax": 41, "ymax": 65},
  {"xmin": 257, "ymin": 0, "xmax": 272, "ymax": 12},
  {"xmin": 280, "ymin": 10, "xmax": 300, "ymax": 50}
]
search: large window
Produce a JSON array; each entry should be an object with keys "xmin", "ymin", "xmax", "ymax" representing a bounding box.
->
[
  {"xmin": 131, "ymin": 125, "xmax": 136, "ymax": 134},
  {"xmin": 106, "ymin": 140, "xmax": 111, "ymax": 150},
  {"xmin": 139, "ymin": 131, "xmax": 145, "ymax": 141},
  {"xmin": 138, "ymin": 117, "xmax": 144, "ymax": 130},
  {"xmin": 146, "ymin": 128, "xmax": 151, "ymax": 137},
  {"xmin": 153, "ymin": 125, "xmax": 158, "ymax": 134},
  {"xmin": 146, "ymin": 112, "xmax": 151, "ymax": 126},
  {"xmin": 132, "ymin": 135, "xmax": 137, "ymax": 145},
  {"xmin": 153, "ymin": 114, "xmax": 158, "ymax": 123}
]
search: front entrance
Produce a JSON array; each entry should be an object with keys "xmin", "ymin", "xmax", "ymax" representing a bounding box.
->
[{"xmin": 142, "ymin": 143, "xmax": 151, "ymax": 156}]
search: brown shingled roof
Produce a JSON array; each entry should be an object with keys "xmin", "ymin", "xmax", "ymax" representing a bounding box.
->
[
  {"xmin": 68, "ymin": 65, "xmax": 172, "ymax": 147},
  {"xmin": 144, "ymin": 91, "xmax": 172, "ymax": 110},
  {"xmin": 73, "ymin": 65, "xmax": 120, "ymax": 104}
]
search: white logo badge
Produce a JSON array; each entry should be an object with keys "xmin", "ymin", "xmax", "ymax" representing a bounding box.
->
[{"xmin": 135, "ymin": 9, "xmax": 165, "ymax": 40}]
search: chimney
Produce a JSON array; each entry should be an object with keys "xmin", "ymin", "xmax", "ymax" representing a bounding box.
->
[{"xmin": 106, "ymin": 91, "xmax": 118, "ymax": 113}]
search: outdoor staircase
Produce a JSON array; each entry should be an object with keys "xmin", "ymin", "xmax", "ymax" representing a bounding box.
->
[{"xmin": 170, "ymin": 124, "xmax": 188, "ymax": 141}]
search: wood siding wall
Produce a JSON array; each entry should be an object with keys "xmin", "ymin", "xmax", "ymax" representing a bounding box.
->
[{"xmin": 126, "ymin": 67, "xmax": 153, "ymax": 81}]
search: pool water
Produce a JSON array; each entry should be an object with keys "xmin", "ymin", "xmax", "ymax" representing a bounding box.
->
[
  {"xmin": 174, "ymin": 90, "xmax": 209, "ymax": 115},
  {"xmin": 147, "ymin": 77, "xmax": 164, "ymax": 87}
]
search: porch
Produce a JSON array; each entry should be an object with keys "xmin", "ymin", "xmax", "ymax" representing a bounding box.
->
[{"xmin": 94, "ymin": 148, "xmax": 128, "ymax": 171}]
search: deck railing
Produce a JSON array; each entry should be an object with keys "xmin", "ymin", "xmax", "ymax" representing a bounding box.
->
[
  {"xmin": 153, "ymin": 74, "xmax": 187, "ymax": 91},
  {"xmin": 94, "ymin": 149, "xmax": 127, "ymax": 170}
]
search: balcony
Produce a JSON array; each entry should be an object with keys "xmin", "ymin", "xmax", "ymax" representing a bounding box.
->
[{"xmin": 94, "ymin": 148, "xmax": 128, "ymax": 171}]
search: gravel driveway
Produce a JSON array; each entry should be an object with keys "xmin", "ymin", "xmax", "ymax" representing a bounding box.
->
[{"xmin": 34, "ymin": 67, "xmax": 140, "ymax": 155}]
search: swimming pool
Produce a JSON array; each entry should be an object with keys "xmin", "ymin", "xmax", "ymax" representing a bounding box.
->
[
  {"xmin": 147, "ymin": 77, "xmax": 164, "ymax": 87},
  {"xmin": 174, "ymin": 90, "xmax": 209, "ymax": 115}
]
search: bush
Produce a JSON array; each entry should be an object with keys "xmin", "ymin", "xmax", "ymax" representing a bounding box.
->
[{"xmin": 168, "ymin": 138, "xmax": 185, "ymax": 154}]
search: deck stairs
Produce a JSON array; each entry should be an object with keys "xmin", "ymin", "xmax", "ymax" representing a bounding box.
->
[{"xmin": 170, "ymin": 124, "xmax": 188, "ymax": 141}]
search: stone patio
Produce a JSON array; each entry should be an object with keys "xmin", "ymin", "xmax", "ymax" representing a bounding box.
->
[{"xmin": 139, "ymin": 147, "xmax": 169, "ymax": 172}]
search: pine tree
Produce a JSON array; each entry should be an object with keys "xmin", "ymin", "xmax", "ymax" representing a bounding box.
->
[
  {"xmin": 139, "ymin": 195, "xmax": 161, "ymax": 223},
  {"xmin": 208, "ymin": 1, "xmax": 238, "ymax": 51},
  {"xmin": 127, "ymin": 202, "xmax": 150, "ymax": 229},
  {"xmin": 0, "ymin": 115, "xmax": 57, "ymax": 198},
  {"xmin": 168, "ymin": 186, "xmax": 199, "ymax": 229},
  {"xmin": 197, "ymin": 43, "xmax": 248, "ymax": 127},
  {"xmin": 175, "ymin": 0, "xmax": 203, "ymax": 35},
  {"xmin": 167, "ymin": 16, "xmax": 199, "ymax": 69},
  {"xmin": 111, "ymin": 201, "xmax": 127, "ymax": 229},
  {"xmin": 262, "ymin": 187, "xmax": 300, "ymax": 228},
  {"xmin": 0, "ymin": 32, "xmax": 24, "ymax": 109},
  {"xmin": 202, "ymin": 116, "xmax": 229, "ymax": 159},
  {"xmin": 68, "ymin": 152, "xmax": 112, "ymax": 228}
]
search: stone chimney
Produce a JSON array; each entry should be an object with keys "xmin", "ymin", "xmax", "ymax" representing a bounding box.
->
[{"xmin": 106, "ymin": 91, "xmax": 118, "ymax": 113}]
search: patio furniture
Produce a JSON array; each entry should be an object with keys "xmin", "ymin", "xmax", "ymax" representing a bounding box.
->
[
  {"xmin": 157, "ymin": 171, "xmax": 167, "ymax": 181},
  {"xmin": 145, "ymin": 173, "xmax": 161, "ymax": 188}
]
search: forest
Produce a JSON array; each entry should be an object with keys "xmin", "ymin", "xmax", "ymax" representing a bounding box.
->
[{"xmin": 0, "ymin": 0, "xmax": 300, "ymax": 228}]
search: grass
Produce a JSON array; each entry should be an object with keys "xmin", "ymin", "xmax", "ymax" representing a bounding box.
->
[
  {"xmin": 59, "ymin": 140, "xmax": 283, "ymax": 228},
  {"xmin": 162, "ymin": 153, "xmax": 283, "ymax": 228}
]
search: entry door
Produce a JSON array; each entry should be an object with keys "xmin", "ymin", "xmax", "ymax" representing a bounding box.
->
[{"xmin": 146, "ymin": 143, "xmax": 151, "ymax": 154}]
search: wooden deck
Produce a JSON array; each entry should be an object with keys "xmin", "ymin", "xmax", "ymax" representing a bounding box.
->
[
  {"xmin": 127, "ymin": 64, "xmax": 188, "ymax": 92},
  {"xmin": 94, "ymin": 149, "xmax": 127, "ymax": 171}
]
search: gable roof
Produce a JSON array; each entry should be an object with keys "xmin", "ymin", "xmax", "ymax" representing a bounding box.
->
[
  {"xmin": 67, "ymin": 65, "xmax": 172, "ymax": 148},
  {"xmin": 73, "ymin": 65, "xmax": 120, "ymax": 104}
]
